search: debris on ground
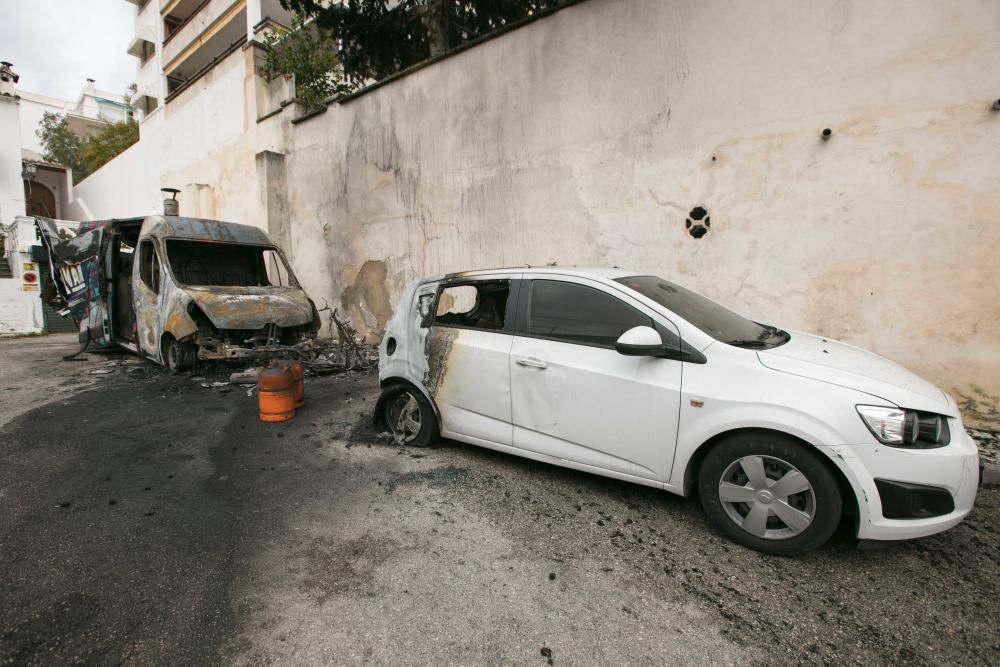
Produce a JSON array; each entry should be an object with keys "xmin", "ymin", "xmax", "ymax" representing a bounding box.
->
[
  {"xmin": 230, "ymin": 369, "xmax": 259, "ymax": 384},
  {"xmin": 307, "ymin": 303, "xmax": 379, "ymax": 374}
]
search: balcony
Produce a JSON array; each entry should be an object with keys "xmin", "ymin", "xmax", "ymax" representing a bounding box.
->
[
  {"xmin": 126, "ymin": 32, "xmax": 156, "ymax": 64},
  {"xmin": 163, "ymin": 0, "xmax": 248, "ymax": 102},
  {"xmin": 162, "ymin": 0, "xmax": 245, "ymax": 70}
]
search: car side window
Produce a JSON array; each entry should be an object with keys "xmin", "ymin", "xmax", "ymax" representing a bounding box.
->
[
  {"xmin": 138, "ymin": 240, "xmax": 160, "ymax": 294},
  {"xmin": 434, "ymin": 280, "xmax": 510, "ymax": 331},
  {"xmin": 527, "ymin": 279, "xmax": 652, "ymax": 347}
]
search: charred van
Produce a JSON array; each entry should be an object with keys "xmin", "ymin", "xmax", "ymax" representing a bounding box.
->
[{"xmin": 36, "ymin": 215, "xmax": 320, "ymax": 370}]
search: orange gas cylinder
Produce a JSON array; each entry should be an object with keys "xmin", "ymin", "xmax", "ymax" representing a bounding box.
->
[
  {"xmin": 275, "ymin": 360, "xmax": 305, "ymax": 407},
  {"xmin": 258, "ymin": 366, "xmax": 295, "ymax": 422}
]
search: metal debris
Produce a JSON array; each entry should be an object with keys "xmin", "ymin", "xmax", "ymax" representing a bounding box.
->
[{"xmin": 230, "ymin": 369, "xmax": 259, "ymax": 384}]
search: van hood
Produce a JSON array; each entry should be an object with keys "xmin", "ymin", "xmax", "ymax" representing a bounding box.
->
[
  {"xmin": 186, "ymin": 287, "xmax": 314, "ymax": 330},
  {"xmin": 757, "ymin": 332, "xmax": 956, "ymax": 417}
]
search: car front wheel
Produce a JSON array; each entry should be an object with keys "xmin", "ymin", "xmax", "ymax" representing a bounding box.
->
[
  {"xmin": 164, "ymin": 336, "xmax": 196, "ymax": 372},
  {"xmin": 698, "ymin": 433, "xmax": 842, "ymax": 556}
]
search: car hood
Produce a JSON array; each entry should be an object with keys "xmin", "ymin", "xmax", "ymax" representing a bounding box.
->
[
  {"xmin": 757, "ymin": 331, "xmax": 956, "ymax": 416},
  {"xmin": 186, "ymin": 287, "xmax": 314, "ymax": 330}
]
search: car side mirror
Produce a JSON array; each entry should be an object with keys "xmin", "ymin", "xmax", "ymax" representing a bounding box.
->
[
  {"xmin": 615, "ymin": 326, "xmax": 667, "ymax": 356},
  {"xmin": 615, "ymin": 326, "xmax": 707, "ymax": 364}
]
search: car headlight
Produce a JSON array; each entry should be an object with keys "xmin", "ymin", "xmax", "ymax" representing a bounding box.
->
[{"xmin": 856, "ymin": 405, "xmax": 950, "ymax": 448}]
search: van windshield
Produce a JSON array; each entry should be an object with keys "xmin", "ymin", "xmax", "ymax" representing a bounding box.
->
[
  {"xmin": 615, "ymin": 275, "xmax": 788, "ymax": 348},
  {"xmin": 166, "ymin": 240, "xmax": 295, "ymax": 287}
]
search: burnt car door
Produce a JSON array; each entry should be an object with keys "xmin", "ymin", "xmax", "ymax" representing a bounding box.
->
[
  {"xmin": 423, "ymin": 276, "xmax": 518, "ymax": 446},
  {"xmin": 35, "ymin": 217, "xmax": 110, "ymax": 344}
]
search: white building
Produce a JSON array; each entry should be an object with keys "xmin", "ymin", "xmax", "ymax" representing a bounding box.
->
[{"xmin": 0, "ymin": 65, "xmax": 127, "ymax": 334}]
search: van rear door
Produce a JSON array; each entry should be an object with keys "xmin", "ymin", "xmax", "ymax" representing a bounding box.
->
[{"xmin": 35, "ymin": 217, "xmax": 107, "ymax": 339}]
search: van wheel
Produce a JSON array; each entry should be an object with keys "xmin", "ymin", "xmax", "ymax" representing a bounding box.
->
[
  {"xmin": 164, "ymin": 336, "xmax": 196, "ymax": 372},
  {"xmin": 382, "ymin": 387, "xmax": 438, "ymax": 447},
  {"xmin": 698, "ymin": 433, "xmax": 841, "ymax": 556}
]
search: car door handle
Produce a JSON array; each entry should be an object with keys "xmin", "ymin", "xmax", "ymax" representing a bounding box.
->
[{"xmin": 515, "ymin": 357, "xmax": 548, "ymax": 369}]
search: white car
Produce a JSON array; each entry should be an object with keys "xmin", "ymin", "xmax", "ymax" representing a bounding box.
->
[{"xmin": 375, "ymin": 268, "xmax": 979, "ymax": 555}]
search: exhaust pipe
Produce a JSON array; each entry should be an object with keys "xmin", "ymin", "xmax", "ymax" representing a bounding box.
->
[{"xmin": 162, "ymin": 187, "xmax": 180, "ymax": 216}]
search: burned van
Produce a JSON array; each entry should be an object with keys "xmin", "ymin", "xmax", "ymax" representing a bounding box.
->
[{"xmin": 36, "ymin": 215, "xmax": 320, "ymax": 370}]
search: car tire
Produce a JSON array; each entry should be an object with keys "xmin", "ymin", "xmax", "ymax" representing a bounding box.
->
[
  {"xmin": 381, "ymin": 386, "xmax": 439, "ymax": 448},
  {"xmin": 164, "ymin": 336, "xmax": 196, "ymax": 372},
  {"xmin": 698, "ymin": 432, "xmax": 842, "ymax": 556}
]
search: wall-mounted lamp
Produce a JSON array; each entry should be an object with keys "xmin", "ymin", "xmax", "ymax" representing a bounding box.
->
[
  {"xmin": 21, "ymin": 160, "xmax": 37, "ymax": 181},
  {"xmin": 821, "ymin": 128, "xmax": 833, "ymax": 141}
]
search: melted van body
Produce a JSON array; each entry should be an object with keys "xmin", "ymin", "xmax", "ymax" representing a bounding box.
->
[{"xmin": 36, "ymin": 215, "xmax": 319, "ymax": 370}]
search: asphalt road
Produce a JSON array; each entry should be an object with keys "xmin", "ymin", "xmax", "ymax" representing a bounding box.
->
[{"xmin": 0, "ymin": 336, "xmax": 997, "ymax": 665}]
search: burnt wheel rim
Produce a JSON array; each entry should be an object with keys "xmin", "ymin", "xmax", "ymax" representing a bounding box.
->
[
  {"xmin": 718, "ymin": 455, "xmax": 816, "ymax": 540},
  {"xmin": 167, "ymin": 341, "xmax": 181, "ymax": 370},
  {"xmin": 386, "ymin": 392, "xmax": 421, "ymax": 443}
]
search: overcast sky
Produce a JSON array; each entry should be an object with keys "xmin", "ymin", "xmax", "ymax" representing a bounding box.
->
[{"xmin": 0, "ymin": 0, "xmax": 136, "ymax": 101}]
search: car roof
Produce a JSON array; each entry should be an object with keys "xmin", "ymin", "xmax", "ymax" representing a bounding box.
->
[{"xmin": 442, "ymin": 266, "xmax": 641, "ymax": 281}]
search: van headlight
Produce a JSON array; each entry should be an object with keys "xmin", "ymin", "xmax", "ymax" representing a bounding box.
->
[{"xmin": 856, "ymin": 405, "xmax": 950, "ymax": 448}]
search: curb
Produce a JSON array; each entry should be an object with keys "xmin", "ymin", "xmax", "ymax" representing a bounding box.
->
[{"xmin": 982, "ymin": 464, "xmax": 1000, "ymax": 488}]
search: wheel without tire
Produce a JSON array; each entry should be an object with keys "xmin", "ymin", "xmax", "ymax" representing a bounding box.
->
[
  {"xmin": 165, "ymin": 337, "xmax": 196, "ymax": 372},
  {"xmin": 698, "ymin": 432, "xmax": 842, "ymax": 556},
  {"xmin": 382, "ymin": 386, "xmax": 438, "ymax": 448}
]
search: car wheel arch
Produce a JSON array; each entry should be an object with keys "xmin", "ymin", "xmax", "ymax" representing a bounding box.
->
[
  {"xmin": 373, "ymin": 377, "xmax": 442, "ymax": 430},
  {"xmin": 682, "ymin": 427, "xmax": 859, "ymax": 520},
  {"xmin": 159, "ymin": 332, "xmax": 175, "ymax": 365}
]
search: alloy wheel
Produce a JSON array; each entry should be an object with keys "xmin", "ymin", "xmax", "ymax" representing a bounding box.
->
[{"xmin": 386, "ymin": 391, "xmax": 422, "ymax": 443}]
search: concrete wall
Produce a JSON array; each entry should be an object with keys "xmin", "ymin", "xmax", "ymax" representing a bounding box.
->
[
  {"xmin": 158, "ymin": 47, "xmax": 262, "ymax": 227},
  {"xmin": 0, "ymin": 96, "xmax": 25, "ymax": 225},
  {"xmin": 65, "ymin": 113, "xmax": 164, "ymax": 221},
  {"xmin": 0, "ymin": 279, "xmax": 41, "ymax": 335},
  {"xmin": 71, "ymin": 0, "xmax": 1000, "ymax": 426},
  {"xmin": 15, "ymin": 92, "xmax": 64, "ymax": 158},
  {"xmin": 0, "ymin": 217, "xmax": 51, "ymax": 335},
  {"xmin": 278, "ymin": 0, "xmax": 1000, "ymax": 425}
]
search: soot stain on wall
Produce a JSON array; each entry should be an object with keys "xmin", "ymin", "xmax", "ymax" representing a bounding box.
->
[{"xmin": 340, "ymin": 260, "xmax": 394, "ymax": 341}]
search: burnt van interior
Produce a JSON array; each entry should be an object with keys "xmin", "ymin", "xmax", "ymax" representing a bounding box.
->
[
  {"xmin": 165, "ymin": 240, "xmax": 291, "ymax": 287},
  {"xmin": 110, "ymin": 221, "xmax": 142, "ymax": 343}
]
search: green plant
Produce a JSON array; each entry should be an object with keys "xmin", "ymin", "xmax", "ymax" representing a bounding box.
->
[
  {"xmin": 36, "ymin": 112, "xmax": 139, "ymax": 183},
  {"xmin": 81, "ymin": 119, "xmax": 140, "ymax": 174},
  {"xmin": 280, "ymin": 0, "xmax": 564, "ymax": 84},
  {"xmin": 36, "ymin": 112, "xmax": 89, "ymax": 179},
  {"xmin": 263, "ymin": 14, "xmax": 352, "ymax": 110}
]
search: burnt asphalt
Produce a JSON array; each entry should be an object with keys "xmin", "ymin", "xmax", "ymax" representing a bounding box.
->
[{"xmin": 0, "ymin": 338, "xmax": 998, "ymax": 665}]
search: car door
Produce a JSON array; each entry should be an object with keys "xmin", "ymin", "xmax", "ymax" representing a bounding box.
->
[
  {"xmin": 132, "ymin": 238, "xmax": 163, "ymax": 357},
  {"xmin": 510, "ymin": 276, "xmax": 683, "ymax": 482},
  {"xmin": 424, "ymin": 276, "xmax": 517, "ymax": 446}
]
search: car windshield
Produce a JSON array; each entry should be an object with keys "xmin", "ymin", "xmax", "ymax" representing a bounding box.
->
[
  {"xmin": 615, "ymin": 275, "xmax": 788, "ymax": 348},
  {"xmin": 166, "ymin": 240, "xmax": 295, "ymax": 288}
]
